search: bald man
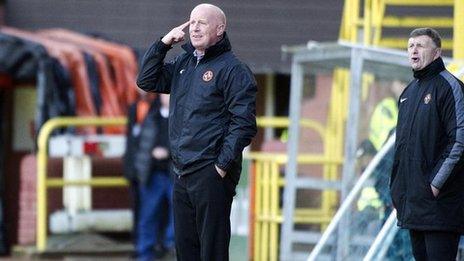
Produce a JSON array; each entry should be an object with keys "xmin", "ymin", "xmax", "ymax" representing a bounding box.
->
[{"xmin": 137, "ymin": 3, "xmax": 257, "ymax": 261}]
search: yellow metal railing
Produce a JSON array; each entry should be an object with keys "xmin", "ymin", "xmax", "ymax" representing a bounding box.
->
[
  {"xmin": 249, "ymin": 153, "xmax": 343, "ymax": 261},
  {"xmin": 256, "ymin": 117, "xmax": 326, "ymax": 140},
  {"xmin": 249, "ymin": 117, "xmax": 344, "ymax": 261},
  {"xmin": 36, "ymin": 117, "xmax": 127, "ymax": 251},
  {"xmin": 343, "ymin": 0, "xmax": 464, "ymax": 58},
  {"xmin": 344, "ymin": 0, "xmax": 464, "ymax": 77}
]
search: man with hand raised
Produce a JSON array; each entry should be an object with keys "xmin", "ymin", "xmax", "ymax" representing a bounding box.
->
[{"xmin": 137, "ymin": 3, "xmax": 257, "ymax": 261}]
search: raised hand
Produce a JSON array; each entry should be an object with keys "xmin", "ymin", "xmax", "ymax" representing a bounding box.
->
[{"xmin": 161, "ymin": 21, "xmax": 190, "ymax": 46}]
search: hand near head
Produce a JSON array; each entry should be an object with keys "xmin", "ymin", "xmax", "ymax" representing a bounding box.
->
[{"xmin": 162, "ymin": 21, "xmax": 190, "ymax": 46}]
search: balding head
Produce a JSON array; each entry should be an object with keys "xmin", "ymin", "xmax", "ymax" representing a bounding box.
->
[
  {"xmin": 189, "ymin": 3, "xmax": 227, "ymax": 53},
  {"xmin": 192, "ymin": 4, "xmax": 226, "ymax": 28}
]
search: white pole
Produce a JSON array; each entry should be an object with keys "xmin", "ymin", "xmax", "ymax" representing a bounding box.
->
[
  {"xmin": 363, "ymin": 210, "xmax": 397, "ymax": 261},
  {"xmin": 307, "ymin": 134, "xmax": 395, "ymax": 261}
]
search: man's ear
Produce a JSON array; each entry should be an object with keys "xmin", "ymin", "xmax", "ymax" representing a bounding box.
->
[
  {"xmin": 434, "ymin": 48, "xmax": 442, "ymax": 59},
  {"xmin": 217, "ymin": 24, "xmax": 225, "ymax": 36}
]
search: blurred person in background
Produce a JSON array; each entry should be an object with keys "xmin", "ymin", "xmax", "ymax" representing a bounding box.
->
[
  {"xmin": 124, "ymin": 92, "xmax": 174, "ymax": 261},
  {"xmin": 390, "ymin": 27, "xmax": 464, "ymax": 260},
  {"xmin": 356, "ymin": 80, "xmax": 412, "ymax": 259},
  {"xmin": 136, "ymin": 3, "xmax": 257, "ymax": 261},
  {"xmin": 357, "ymin": 79, "xmax": 406, "ymax": 214}
]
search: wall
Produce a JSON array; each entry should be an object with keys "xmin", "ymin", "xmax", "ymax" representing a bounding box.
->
[{"xmin": 5, "ymin": 0, "xmax": 343, "ymax": 73}]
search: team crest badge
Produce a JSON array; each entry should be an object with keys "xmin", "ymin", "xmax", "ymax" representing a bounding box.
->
[
  {"xmin": 424, "ymin": 93, "xmax": 431, "ymax": 104},
  {"xmin": 202, "ymin": 70, "xmax": 213, "ymax": 82}
]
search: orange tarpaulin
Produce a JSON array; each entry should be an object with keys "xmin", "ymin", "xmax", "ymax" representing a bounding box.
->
[
  {"xmin": 2, "ymin": 27, "xmax": 97, "ymax": 134},
  {"xmin": 35, "ymin": 37, "xmax": 125, "ymax": 133},
  {"xmin": 39, "ymin": 29, "xmax": 138, "ymax": 109}
]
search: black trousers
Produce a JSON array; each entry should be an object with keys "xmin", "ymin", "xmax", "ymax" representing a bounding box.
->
[
  {"xmin": 173, "ymin": 164, "xmax": 236, "ymax": 261},
  {"xmin": 409, "ymin": 229, "xmax": 460, "ymax": 261}
]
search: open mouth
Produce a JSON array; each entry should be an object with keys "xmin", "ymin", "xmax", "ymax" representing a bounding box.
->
[{"xmin": 411, "ymin": 57, "xmax": 419, "ymax": 62}]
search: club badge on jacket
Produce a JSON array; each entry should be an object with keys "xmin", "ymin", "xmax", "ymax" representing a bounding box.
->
[{"xmin": 202, "ymin": 70, "xmax": 214, "ymax": 82}]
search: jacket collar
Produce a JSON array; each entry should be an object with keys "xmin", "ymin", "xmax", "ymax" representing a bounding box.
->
[
  {"xmin": 182, "ymin": 32, "xmax": 231, "ymax": 61},
  {"xmin": 413, "ymin": 57, "xmax": 445, "ymax": 80}
]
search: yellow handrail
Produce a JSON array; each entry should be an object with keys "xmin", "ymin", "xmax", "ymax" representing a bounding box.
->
[
  {"xmin": 256, "ymin": 116, "xmax": 327, "ymax": 140},
  {"xmin": 46, "ymin": 177, "xmax": 128, "ymax": 188},
  {"xmin": 36, "ymin": 117, "xmax": 127, "ymax": 251},
  {"xmin": 246, "ymin": 152, "xmax": 342, "ymax": 165},
  {"xmin": 249, "ymin": 116, "xmax": 344, "ymax": 261}
]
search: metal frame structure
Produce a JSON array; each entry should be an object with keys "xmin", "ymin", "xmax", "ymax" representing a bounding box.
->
[
  {"xmin": 341, "ymin": 0, "xmax": 464, "ymax": 57},
  {"xmin": 248, "ymin": 117, "xmax": 343, "ymax": 261},
  {"xmin": 284, "ymin": 42, "xmax": 460, "ymax": 260},
  {"xmin": 307, "ymin": 134, "xmax": 396, "ymax": 260},
  {"xmin": 280, "ymin": 41, "xmax": 437, "ymax": 260},
  {"xmin": 36, "ymin": 117, "xmax": 127, "ymax": 251},
  {"xmin": 280, "ymin": 42, "xmax": 458, "ymax": 260}
]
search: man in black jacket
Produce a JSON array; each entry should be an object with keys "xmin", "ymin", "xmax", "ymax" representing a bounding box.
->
[
  {"xmin": 136, "ymin": 3, "xmax": 257, "ymax": 261},
  {"xmin": 390, "ymin": 28, "xmax": 464, "ymax": 260}
]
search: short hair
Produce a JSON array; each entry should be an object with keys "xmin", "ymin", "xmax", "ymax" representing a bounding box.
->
[{"xmin": 409, "ymin": 28, "xmax": 441, "ymax": 48}]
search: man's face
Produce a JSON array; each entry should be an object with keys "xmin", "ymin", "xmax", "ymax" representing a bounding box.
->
[
  {"xmin": 407, "ymin": 35, "xmax": 441, "ymax": 71},
  {"xmin": 189, "ymin": 6, "xmax": 224, "ymax": 52}
]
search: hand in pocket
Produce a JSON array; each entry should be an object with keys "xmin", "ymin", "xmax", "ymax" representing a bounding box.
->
[{"xmin": 215, "ymin": 165, "xmax": 226, "ymax": 178}]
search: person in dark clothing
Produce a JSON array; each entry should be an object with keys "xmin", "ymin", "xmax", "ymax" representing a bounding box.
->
[
  {"xmin": 136, "ymin": 3, "xmax": 257, "ymax": 261},
  {"xmin": 124, "ymin": 93, "xmax": 174, "ymax": 261},
  {"xmin": 390, "ymin": 28, "xmax": 464, "ymax": 260}
]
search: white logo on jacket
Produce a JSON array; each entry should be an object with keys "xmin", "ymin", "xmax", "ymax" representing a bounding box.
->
[{"xmin": 424, "ymin": 93, "xmax": 432, "ymax": 104}]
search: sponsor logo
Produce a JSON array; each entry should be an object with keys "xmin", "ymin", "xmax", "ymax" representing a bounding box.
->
[
  {"xmin": 400, "ymin": 98, "xmax": 408, "ymax": 103},
  {"xmin": 202, "ymin": 70, "xmax": 214, "ymax": 82},
  {"xmin": 424, "ymin": 93, "xmax": 431, "ymax": 104},
  {"xmin": 180, "ymin": 69, "xmax": 185, "ymax": 74}
]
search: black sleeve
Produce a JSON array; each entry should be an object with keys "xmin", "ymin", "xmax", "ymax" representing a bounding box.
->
[
  {"xmin": 430, "ymin": 78, "xmax": 464, "ymax": 189},
  {"xmin": 136, "ymin": 39, "xmax": 175, "ymax": 94}
]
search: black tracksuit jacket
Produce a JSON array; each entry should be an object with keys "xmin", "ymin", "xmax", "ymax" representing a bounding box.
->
[
  {"xmin": 390, "ymin": 57, "xmax": 464, "ymax": 233},
  {"xmin": 136, "ymin": 33, "xmax": 257, "ymax": 184}
]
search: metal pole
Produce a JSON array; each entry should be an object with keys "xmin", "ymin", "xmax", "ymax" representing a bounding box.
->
[
  {"xmin": 373, "ymin": 215, "xmax": 400, "ymax": 261},
  {"xmin": 264, "ymin": 73, "xmax": 276, "ymax": 141},
  {"xmin": 307, "ymin": 134, "xmax": 395, "ymax": 261},
  {"xmin": 280, "ymin": 59, "xmax": 304, "ymax": 260},
  {"xmin": 36, "ymin": 117, "xmax": 126, "ymax": 251},
  {"xmin": 336, "ymin": 46, "xmax": 364, "ymax": 260},
  {"xmin": 363, "ymin": 210, "xmax": 397, "ymax": 261}
]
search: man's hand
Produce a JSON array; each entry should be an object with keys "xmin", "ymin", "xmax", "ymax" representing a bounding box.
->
[
  {"xmin": 215, "ymin": 165, "xmax": 226, "ymax": 178},
  {"xmin": 431, "ymin": 184, "xmax": 440, "ymax": 197},
  {"xmin": 152, "ymin": 147, "xmax": 169, "ymax": 160},
  {"xmin": 161, "ymin": 21, "xmax": 190, "ymax": 46}
]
